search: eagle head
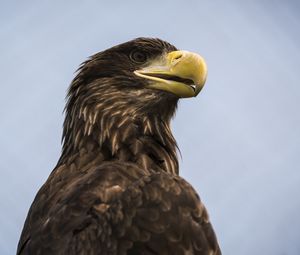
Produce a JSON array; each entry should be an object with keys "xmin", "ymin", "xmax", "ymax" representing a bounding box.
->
[{"xmin": 62, "ymin": 38, "xmax": 207, "ymax": 159}]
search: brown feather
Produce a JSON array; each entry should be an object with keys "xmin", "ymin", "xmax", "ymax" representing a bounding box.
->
[{"xmin": 17, "ymin": 38, "xmax": 221, "ymax": 255}]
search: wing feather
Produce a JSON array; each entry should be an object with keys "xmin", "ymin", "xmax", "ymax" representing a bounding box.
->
[{"xmin": 17, "ymin": 162, "xmax": 220, "ymax": 255}]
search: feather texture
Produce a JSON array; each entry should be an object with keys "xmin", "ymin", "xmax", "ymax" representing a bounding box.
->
[{"xmin": 17, "ymin": 38, "xmax": 221, "ymax": 255}]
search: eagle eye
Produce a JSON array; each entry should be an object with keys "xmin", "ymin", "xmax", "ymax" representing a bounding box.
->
[{"xmin": 130, "ymin": 50, "xmax": 148, "ymax": 64}]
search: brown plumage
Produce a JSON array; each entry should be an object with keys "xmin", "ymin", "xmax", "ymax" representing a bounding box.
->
[{"xmin": 17, "ymin": 38, "xmax": 221, "ymax": 255}]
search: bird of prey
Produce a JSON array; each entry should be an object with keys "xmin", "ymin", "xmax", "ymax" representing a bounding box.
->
[{"xmin": 17, "ymin": 38, "xmax": 221, "ymax": 255}]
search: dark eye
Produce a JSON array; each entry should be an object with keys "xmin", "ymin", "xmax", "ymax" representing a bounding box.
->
[{"xmin": 130, "ymin": 50, "xmax": 148, "ymax": 63}]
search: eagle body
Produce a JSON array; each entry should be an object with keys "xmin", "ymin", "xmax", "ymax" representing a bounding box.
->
[{"xmin": 17, "ymin": 38, "xmax": 221, "ymax": 255}]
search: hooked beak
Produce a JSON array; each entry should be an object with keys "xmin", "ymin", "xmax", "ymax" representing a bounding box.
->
[{"xmin": 134, "ymin": 50, "xmax": 207, "ymax": 98}]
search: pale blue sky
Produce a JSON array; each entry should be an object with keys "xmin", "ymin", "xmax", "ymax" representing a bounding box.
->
[{"xmin": 1, "ymin": 1, "xmax": 300, "ymax": 254}]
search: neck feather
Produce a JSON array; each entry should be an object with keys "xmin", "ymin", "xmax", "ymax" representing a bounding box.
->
[{"xmin": 59, "ymin": 84, "xmax": 179, "ymax": 175}]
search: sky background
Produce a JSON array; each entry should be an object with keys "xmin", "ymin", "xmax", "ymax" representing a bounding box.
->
[{"xmin": 1, "ymin": 0, "xmax": 300, "ymax": 254}]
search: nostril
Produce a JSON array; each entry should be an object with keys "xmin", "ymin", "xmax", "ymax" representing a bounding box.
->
[{"xmin": 173, "ymin": 53, "xmax": 183, "ymax": 61}]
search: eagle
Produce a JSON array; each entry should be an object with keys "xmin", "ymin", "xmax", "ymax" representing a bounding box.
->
[{"xmin": 17, "ymin": 38, "xmax": 221, "ymax": 255}]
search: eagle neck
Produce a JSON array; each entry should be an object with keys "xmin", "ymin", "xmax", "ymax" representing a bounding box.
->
[
  {"xmin": 60, "ymin": 109, "xmax": 179, "ymax": 175},
  {"xmin": 60, "ymin": 76, "xmax": 179, "ymax": 175}
]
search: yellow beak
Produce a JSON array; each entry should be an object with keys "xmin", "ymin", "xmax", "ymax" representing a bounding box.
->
[{"xmin": 134, "ymin": 50, "xmax": 207, "ymax": 98}]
